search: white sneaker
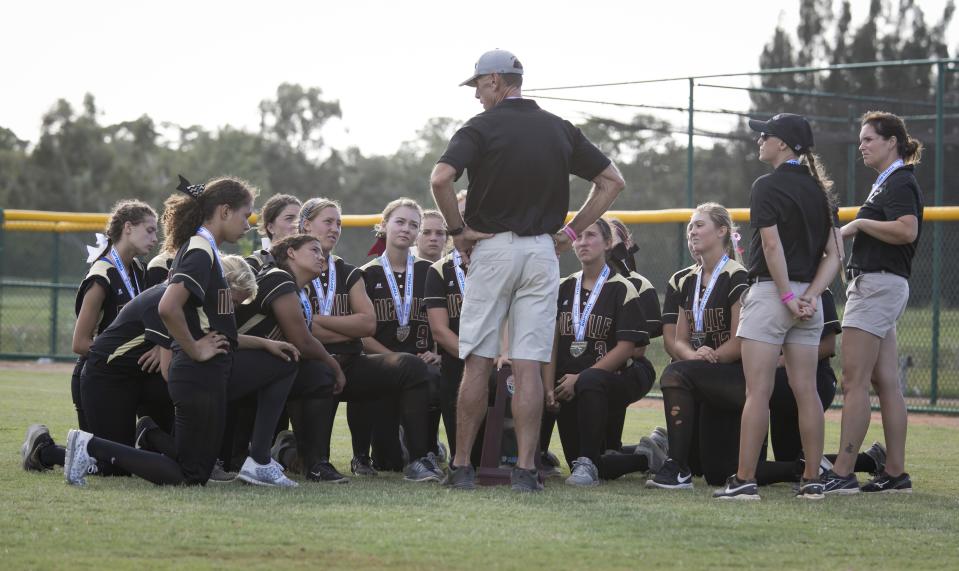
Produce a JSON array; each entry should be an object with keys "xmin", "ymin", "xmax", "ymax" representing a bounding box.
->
[
  {"xmin": 565, "ymin": 457, "xmax": 600, "ymax": 487},
  {"xmin": 237, "ymin": 457, "xmax": 298, "ymax": 488},
  {"xmin": 64, "ymin": 429, "xmax": 94, "ymax": 486}
]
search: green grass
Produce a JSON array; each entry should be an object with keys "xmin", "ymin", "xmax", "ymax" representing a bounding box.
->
[{"xmin": 2, "ymin": 368, "xmax": 959, "ymax": 570}]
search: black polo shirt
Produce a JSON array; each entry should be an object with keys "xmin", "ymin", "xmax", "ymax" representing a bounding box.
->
[
  {"xmin": 849, "ymin": 165, "xmax": 923, "ymax": 279},
  {"xmin": 747, "ymin": 163, "xmax": 834, "ymax": 282},
  {"xmin": 437, "ymin": 99, "xmax": 611, "ymax": 236}
]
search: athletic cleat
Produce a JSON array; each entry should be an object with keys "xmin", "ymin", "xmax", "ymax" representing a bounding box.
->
[
  {"xmin": 511, "ymin": 466, "xmax": 544, "ymax": 493},
  {"xmin": 21, "ymin": 424, "xmax": 55, "ymax": 472},
  {"xmin": 796, "ymin": 478, "xmax": 825, "ymax": 500},
  {"xmin": 134, "ymin": 416, "xmax": 159, "ymax": 451},
  {"xmin": 404, "ymin": 456, "xmax": 444, "ymax": 483},
  {"xmin": 270, "ymin": 430, "xmax": 298, "ymax": 472},
  {"xmin": 307, "ymin": 460, "xmax": 349, "ymax": 484},
  {"xmin": 237, "ymin": 457, "xmax": 298, "ymax": 488},
  {"xmin": 64, "ymin": 429, "xmax": 94, "ymax": 486},
  {"xmin": 565, "ymin": 457, "xmax": 600, "ymax": 487},
  {"xmin": 649, "ymin": 426, "xmax": 669, "ymax": 455},
  {"xmin": 443, "ymin": 464, "xmax": 477, "ymax": 490},
  {"xmin": 350, "ymin": 455, "xmax": 378, "ymax": 477},
  {"xmin": 863, "ymin": 441, "xmax": 887, "ymax": 476},
  {"xmin": 646, "ymin": 458, "xmax": 693, "ymax": 490},
  {"xmin": 635, "ymin": 435, "xmax": 667, "ymax": 473},
  {"xmin": 861, "ymin": 471, "xmax": 912, "ymax": 494},
  {"xmin": 208, "ymin": 459, "xmax": 237, "ymax": 483},
  {"xmin": 713, "ymin": 475, "xmax": 760, "ymax": 501},
  {"xmin": 821, "ymin": 469, "xmax": 860, "ymax": 495}
]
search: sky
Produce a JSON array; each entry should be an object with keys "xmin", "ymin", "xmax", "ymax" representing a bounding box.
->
[{"xmin": 2, "ymin": 0, "xmax": 954, "ymax": 156}]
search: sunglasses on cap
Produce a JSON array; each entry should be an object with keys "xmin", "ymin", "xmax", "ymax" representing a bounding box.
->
[{"xmin": 759, "ymin": 132, "xmax": 772, "ymax": 140}]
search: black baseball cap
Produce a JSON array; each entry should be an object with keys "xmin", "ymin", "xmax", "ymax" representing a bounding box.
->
[{"xmin": 748, "ymin": 113, "xmax": 814, "ymax": 153}]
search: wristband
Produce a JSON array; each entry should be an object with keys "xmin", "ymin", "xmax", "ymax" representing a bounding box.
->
[
  {"xmin": 562, "ymin": 225, "xmax": 577, "ymax": 242},
  {"xmin": 780, "ymin": 291, "xmax": 796, "ymax": 304}
]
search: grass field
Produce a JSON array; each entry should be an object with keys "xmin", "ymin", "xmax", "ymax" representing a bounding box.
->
[{"xmin": 2, "ymin": 365, "xmax": 959, "ymax": 570}]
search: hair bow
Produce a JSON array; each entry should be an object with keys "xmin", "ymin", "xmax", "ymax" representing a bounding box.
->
[
  {"xmin": 85, "ymin": 233, "xmax": 109, "ymax": 263},
  {"xmin": 176, "ymin": 175, "xmax": 205, "ymax": 199}
]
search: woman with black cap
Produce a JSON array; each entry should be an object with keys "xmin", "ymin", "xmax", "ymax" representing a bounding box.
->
[
  {"xmin": 822, "ymin": 111, "xmax": 923, "ymax": 495},
  {"xmin": 715, "ymin": 114, "xmax": 841, "ymax": 501}
]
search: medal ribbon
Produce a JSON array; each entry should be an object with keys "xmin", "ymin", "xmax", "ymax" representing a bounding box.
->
[
  {"xmin": 572, "ymin": 265, "xmax": 610, "ymax": 343},
  {"xmin": 380, "ymin": 252, "xmax": 414, "ymax": 327},
  {"xmin": 452, "ymin": 250, "xmax": 467, "ymax": 293},
  {"xmin": 310, "ymin": 255, "xmax": 337, "ymax": 316},
  {"xmin": 692, "ymin": 254, "xmax": 729, "ymax": 333},
  {"xmin": 868, "ymin": 158, "xmax": 904, "ymax": 200},
  {"xmin": 196, "ymin": 226, "xmax": 223, "ymax": 272},
  {"xmin": 103, "ymin": 247, "xmax": 140, "ymax": 300},
  {"xmin": 298, "ymin": 289, "xmax": 313, "ymax": 327}
]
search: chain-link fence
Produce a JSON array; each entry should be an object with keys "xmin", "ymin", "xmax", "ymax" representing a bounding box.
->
[{"xmin": 1, "ymin": 209, "xmax": 957, "ymax": 414}]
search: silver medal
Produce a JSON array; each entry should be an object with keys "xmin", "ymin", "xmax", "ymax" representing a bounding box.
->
[
  {"xmin": 396, "ymin": 326, "xmax": 410, "ymax": 342},
  {"xmin": 570, "ymin": 341, "xmax": 588, "ymax": 358}
]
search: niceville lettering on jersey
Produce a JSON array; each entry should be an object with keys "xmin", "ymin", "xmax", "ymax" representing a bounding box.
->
[
  {"xmin": 372, "ymin": 297, "xmax": 430, "ymax": 323},
  {"xmin": 558, "ymin": 311, "xmax": 614, "ymax": 341}
]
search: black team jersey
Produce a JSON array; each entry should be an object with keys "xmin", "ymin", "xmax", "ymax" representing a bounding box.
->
[
  {"xmin": 303, "ymin": 256, "xmax": 364, "ymax": 355},
  {"xmin": 244, "ymin": 249, "xmax": 276, "ymax": 275},
  {"xmin": 235, "ymin": 267, "xmax": 301, "ymax": 341},
  {"xmin": 625, "ymin": 270, "xmax": 663, "ymax": 340},
  {"xmin": 675, "ymin": 259, "xmax": 749, "ymax": 351},
  {"xmin": 75, "ymin": 257, "xmax": 146, "ymax": 336},
  {"xmin": 168, "ymin": 235, "xmax": 237, "ymax": 351},
  {"xmin": 423, "ymin": 253, "xmax": 466, "ymax": 359},
  {"xmin": 87, "ymin": 284, "xmax": 170, "ymax": 369},
  {"xmin": 145, "ymin": 251, "xmax": 174, "ymax": 288},
  {"xmin": 555, "ymin": 272, "xmax": 647, "ymax": 376},
  {"xmin": 661, "ymin": 264, "xmax": 698, "ymax": 326},
  {"xmin": 361, "ymin": 256, "xmax": 433, "ymax": 354}
]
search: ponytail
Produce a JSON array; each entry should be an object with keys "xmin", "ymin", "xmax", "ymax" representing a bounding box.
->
[
  {"xmin": 801, "ymin": 152, "xmax": 837, "ymax": 211},
  {"xmin": 161, "ymin": 176, "xmax": 257, "ymax": 252}
]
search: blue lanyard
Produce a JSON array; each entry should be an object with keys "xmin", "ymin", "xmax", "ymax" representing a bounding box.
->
[
  {"xmin": 102, "ymin": 247, "xmax": 140, "ymax": 300},
  {"xmin": 380, "ymin": 252, "xmax": 414, "ymax": 326},
  {"xmin": 452, "ymin": 250, "xmax": 467, "ymax": 293},
  {"xmin": 870, "ymin": 159, "xmax": 904, "ymax": 193},
  {"xmin": 298, "ymin": 289, "xmax": 313, "ymax": 327},
  {"xmin": 572, "ymin": 265, "xmax": 610, "ymax": 342},
  {"xmin": 692, "ymin": 255, "xmax": 728, "ymax": 333},
  {"xmin": 784, "ymin": 159, "xmax": 801, "ymax": 166},
  {"xmin": 195, "ymin": 226, "xmax": 223, "ymax": 272},
  {"xmin": 310, "ymin": 255, "xmax": 337, "ymax": 316}
]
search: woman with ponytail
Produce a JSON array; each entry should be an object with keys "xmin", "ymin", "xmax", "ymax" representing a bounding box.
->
[
  {"xmin": 822, "ymin": 111, "xmax": 924, "ymax": 495},
  {"xmin": 541, "ymin": 219, "xmax": 659, "ymax": 487},
  {"xmin": 59, "ymin": 176, "xmax": 259, "ymax": 487},
  {"xmin": 717, "ymin": 114, "xmax": 840, "ymax": 501}
]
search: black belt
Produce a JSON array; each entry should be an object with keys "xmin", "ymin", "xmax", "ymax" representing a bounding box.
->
[
  {"xmin": 748, "ymin": 276, "xmax": 775, "ymax": 285},
  {"xmin": 846, "ymin": 268, "xmax": 883, "ymax": 280}
]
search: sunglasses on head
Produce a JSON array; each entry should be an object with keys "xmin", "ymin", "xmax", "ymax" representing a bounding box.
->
[{"xmin": 759, "ymin": 132, "xmax": 771, "ymax": 140}]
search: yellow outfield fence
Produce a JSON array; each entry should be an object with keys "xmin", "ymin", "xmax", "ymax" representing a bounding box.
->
[{"xmin": 3, "ymin": 206, "xmax": 959, "ymax": 232}]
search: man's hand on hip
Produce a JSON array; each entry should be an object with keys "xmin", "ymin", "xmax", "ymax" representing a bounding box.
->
[{"xmin": 454, "ymin": 227, "xmax": 494, "ymax": 264}]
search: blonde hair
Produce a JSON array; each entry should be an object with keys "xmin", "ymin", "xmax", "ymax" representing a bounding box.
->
[
  {"xmin": 693, "ymin": 202, "xmax": 741, "ymax": 262},
  {"xmin": 220, "ymin": 254, "xmax": 257, "ymax": 302},
  {"xmin": 374, "ymin": 197, "xmax": 423, "ymax": 238},
  {"xmin": 298, "ymin": 197, "xmax": 341, "ymax": 233}
]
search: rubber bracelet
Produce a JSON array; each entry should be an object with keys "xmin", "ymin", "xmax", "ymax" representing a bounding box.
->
[
  {"xmin": 562, "ymin": 225, "xmax": 577, "ymax": 242},
  {"xmin": 781, "ymin": 292, "xmax": 796, "ymax": 304}
]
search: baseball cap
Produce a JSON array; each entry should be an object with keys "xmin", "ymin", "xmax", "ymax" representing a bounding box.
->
[
  {"xmin": 460, "ymin": 49, "xmax": 524, "ymax": 87},
  {"xmin": 748, "ymin": 113, "xmax": 814, "ymax": 153}
]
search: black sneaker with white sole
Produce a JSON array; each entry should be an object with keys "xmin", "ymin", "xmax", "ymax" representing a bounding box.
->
[
  {"xmin": 795, "ymin": 478, "xmax": 825, "ymax": 500},
  {"xmin": 713, "ymin": 475, "xmax": 760, "ymax": 501},
  {"xmin": 861, "ymin": 471, "xmax": 912, "ymax": 493},
  {"xmin": 307, "ymin": 460, "xmax": 350, "ymax": 484},
  {"xmin": 822, "ymin": 469, "xmax": 860, "ymax": 495},
  {"xmin": 645, "ymin": 458, "xmax": 693, "ymax": 490},
  {"xmin": 21, "ymin": 424, "xmax": 55, "ymax": 472}
]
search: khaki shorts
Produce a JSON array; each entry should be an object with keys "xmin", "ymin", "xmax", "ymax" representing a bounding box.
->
[
  {"xmin": 737, "ymin": 280, "xmax": 824, "ymax": 347},
  {"xmin": 842, "ymin": 272, "xmax": 909, "ymax": 339},
  {"xmin": 458, "ymin": 232, "xmax": 559, "ymax": 362}
]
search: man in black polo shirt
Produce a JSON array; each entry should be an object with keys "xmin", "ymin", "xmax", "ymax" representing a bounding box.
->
[{"xmin": 429, "ymin": 49, "xmax": 626, "ymax": 491}]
